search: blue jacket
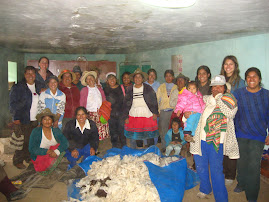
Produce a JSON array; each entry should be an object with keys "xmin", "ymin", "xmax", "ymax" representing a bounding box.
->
[
  {"xmin": 231, "ymin": 78, "xmax": 245, "ymax": 93},
  {"xmin": 165, "ymin": 128, "xmax": 186, "ymax": 147},
  {"xmin": 9, "ymin": 79, "xmax": 45, "ymax": 124},
  {"xmin": 29, "ymin": 127, "xmax": 69, "ymax": 161}
]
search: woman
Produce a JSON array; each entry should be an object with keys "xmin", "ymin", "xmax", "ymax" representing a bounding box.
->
[
  {"xmin": 29, "ymin": 108, "xmax": 69, "ymax": 173},
  {"xmin": 35, "ymin": 57, "xmax": 53, "ymax": 85},
  {"xmin": 58, "ymin": 70, "xmax": 80, "ymax": 129},
  {"xmin": 120, "ymin": 71, "xmax": 132, "ymax": 96},
  {"xmin": 169, "ymin": 73, "xmax": 189, "ymax": 128},
  {"xmin": 123, "ymin": 68, "xmax": 159, "ymax": 148},
  {"xmin": 195, "ymin": 65, "xmax": 211, "ymax": 96},
  {"xmin": 190, "ymin": 75, "xmax": 239, "ymax": 201},
  {"xmin": 80, "ymin": 71, "xmax": 109, "ymax": 140},
  {"xmin": 38, "ymin": 75, "xmax": 66, "ymax": 129},
  {"xmin": 233, "ymin": 68, "xmax": 269, "ymax": 202},
  {"xmin": 157, "ymin": 70, "xmax": 177, "ymax": 151},
  {"xmin": 220, "ymin": 55, "xmax": 245, "ymax": 93},
  {"xmin": 9, "ymin": 66, "xmax": 45, "ymax": 169},
  {"xmin": 144, "ymin": 68, "xmax": 160, "ymax": 93},
  {"xmin": 63, "ymin": 107, "xmax": 99, "ymax": 168},
  {"xmin": 220, "ymin": 56, "xmax": 245, "ymax": 185},
  {"xmin": 104, "ymin": 72, "xmax": 126, "ymax": 148}
]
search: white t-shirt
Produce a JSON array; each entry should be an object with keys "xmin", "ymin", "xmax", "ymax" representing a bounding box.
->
[
  {"xmin": 40, "ymin": 129, "xmax": 60, "ymax": 156},
  {"xmin": 86, "ymin": 86, "xmax": 102, "ymax": 112},
  {"xmin": 27, "ymin": 83, "xmax": 39, "ymax": 121}
]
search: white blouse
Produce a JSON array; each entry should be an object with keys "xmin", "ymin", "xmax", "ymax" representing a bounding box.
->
[
  {"xmin": 27, "ymin": 83, "xmax": 39, "ymax": 121},
  {"xmin": 129, "ymin": 85, "xmax": 153, "ymax": 118},
  {"xmin": 86, "ymin": 86, "xmax": 102, "ymax": 112},
  {"xmin": 40, "ymin": 129, "xmax": 60, "ymax": 156}
]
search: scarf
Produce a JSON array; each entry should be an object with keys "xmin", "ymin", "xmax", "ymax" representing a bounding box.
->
[{"xmin": 204, "ymin": 105, "xmax": 227, "ymax": 152}]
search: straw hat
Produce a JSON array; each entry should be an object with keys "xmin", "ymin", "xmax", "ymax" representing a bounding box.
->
[
  {"xmin": 81, "ymin": 71, "xmax": 97, "ymax": 86},
  {"xmin": 130, "ymin": 68, "xmax": 148, "ymax": 82},
  {"xmin": 58, "ymin": 70, "xmax": 76, "ymax": 82},
  {"xmin": 36, "ymin": 108, "xmax": 56, "ymax": 123}
]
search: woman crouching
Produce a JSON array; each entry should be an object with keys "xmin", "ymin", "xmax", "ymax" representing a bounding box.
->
[{"xmin": 29, "ymin": 109, "xmax": 69, "ymax": 173}]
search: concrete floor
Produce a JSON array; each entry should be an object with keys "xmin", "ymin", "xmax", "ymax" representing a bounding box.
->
[{"xmin": 0, "ymin": 137, "xmax": 269, "ymax": 202}]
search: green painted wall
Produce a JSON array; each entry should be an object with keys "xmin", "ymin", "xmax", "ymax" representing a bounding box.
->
[
  {"xmin": 126, "ymin": 33, "xmax": 269, "ymax": 89},
  {"xmin": 0, "ymin": 47, "xmax": 24, "ymax": 129},
  {"xmin": 24, "ymin": 53, "xmax": 125, "ymax": 76}
]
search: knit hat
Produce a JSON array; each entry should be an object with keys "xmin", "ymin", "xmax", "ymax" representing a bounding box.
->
[
  {"xmin": 221, "ymin": 93, "xmax": 237, "ymax": 109},
  {"xmin": 99, "ymin": 101, "xmax": 112, "ymax": 124},
  {"xmin": 73, "ymin": 66, "xmax": 82, "ymax": 75}
]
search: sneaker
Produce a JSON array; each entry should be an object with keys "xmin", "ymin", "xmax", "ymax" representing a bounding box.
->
[
  {"xmin": 225, "ymin": 179, "xmax": 234, "ymax": 186},
  {"xmin": 197, "ymin": 192, "xmax": 207, "ymax": 199},
  {"xmin": 234, "ymin": 185, "xmax": 244, "ymax": 193}
]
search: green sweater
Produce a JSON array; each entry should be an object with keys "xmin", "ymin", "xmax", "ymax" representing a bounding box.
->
[{"xmin": 29, "ymin": 127, "xmax": 69, "ymax": 161}]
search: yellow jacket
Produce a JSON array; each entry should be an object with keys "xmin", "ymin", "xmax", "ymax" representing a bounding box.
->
[{"xmin": 157, "ymin": 83, "xmax": 177, "ymax": 112}]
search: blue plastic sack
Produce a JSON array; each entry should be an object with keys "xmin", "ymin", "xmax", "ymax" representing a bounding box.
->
[{"xmin": 68, "ymin": 146, "xmax": 199, "ymax": 201}]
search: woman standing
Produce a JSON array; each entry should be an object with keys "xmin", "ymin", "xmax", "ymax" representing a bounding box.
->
[
  {"xmin": 195, "ymin": 65, "xmax": 211, "ymax": 96},
  {"xmin": 123, "ymin": 68, "xmax": 159, "ymax": 148},
  {"xmin": 220, "ymin": 55, "xmax": 245, "ymax": 185},
  {"xmin": 38, "ymin": 76, "xmax": 66, "ymax": 129},
  {"xmin": 29, "ymin": 109, "xmax": 68, "ymax": 173},
  {"xmin": 144, "ymin": 69, "xmax": 160, "ymax": 93},
  {"xmin": 80, "ymin": 71, "xmax": 109, "ymax": 140},
  {"xmin": 220, "ymin": 55, "xmax": 245, "ymax": 93},
  {"xmin": 120, "ymin": 71, "xmax": 132, "ymax": 96},
  {"xmin": 35, "ymin": 57, "xmax": 53, "ymax": 86},
  {"xmin": 190, "ymin": 75, "xmax": 239, "ymax": 201},
  {"xmin": 104, "ymin": 72, "xmax": 126, "ymax": 148},
  {"xmin": 63, "ymin": 107, "xmax": 99, "ymax": 168},
  {"xmin": 157, "ymin": 70, "xmax": 177, "ymax": 151},
  {"xmin": 233, "ymin": 68, "xmax": 269, "ymax": 202}
]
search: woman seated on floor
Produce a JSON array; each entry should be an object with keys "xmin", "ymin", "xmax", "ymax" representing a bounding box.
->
[
  {"xmin": 63, "ymin": 107, "xmax": 99, "ymax": 168},
  {"xmin": 29, "ymin": 108, "xmax": 69, "ymax": 173}
]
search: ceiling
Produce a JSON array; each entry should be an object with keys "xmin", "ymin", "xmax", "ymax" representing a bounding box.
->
[{"xmin": 0, "ymin": 0, "xmax": 269, "ymax": 54}]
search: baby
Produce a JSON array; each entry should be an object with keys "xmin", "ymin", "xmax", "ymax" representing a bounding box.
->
[
  {"xmin": 165, "ymin": 118, "xmax": 186, "ymax": 156},
  {"xmin": 174, "ymin": 81, "xmax": 205, "ymax": 138}
]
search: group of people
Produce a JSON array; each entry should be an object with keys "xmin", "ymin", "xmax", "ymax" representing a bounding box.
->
[{"xmin": 5, "ymin": 55, "xmax": 269, "ymax": 202}]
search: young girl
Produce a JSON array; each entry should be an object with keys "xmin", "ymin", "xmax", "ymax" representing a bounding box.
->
[
  {"xmin": 165, "ymin": 118, "xmax": 186, "ymax": 156},
  {"xmin": 174, "ymin": 81, "xmax": 205, "ymax": 137},
  {"xmin": 104, "ymin": 72, "xmax": 126, "ymax": 148},
  {"xmin": 220, "ymin": 55, "xmax": 245, "ymax": 93}
]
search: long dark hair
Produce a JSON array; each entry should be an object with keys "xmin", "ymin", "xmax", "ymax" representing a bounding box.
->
[{"xmin": 195, "ymin": 65, "xmax": 211, "ymax": 83}]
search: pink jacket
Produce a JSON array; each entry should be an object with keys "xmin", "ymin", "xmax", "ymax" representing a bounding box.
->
[
  {"xmin": 80, "ymin": 86, "xmax": 106, "ymax": 108},
  {"xmin": 174, "ymin": 89, "xmax": 205, "ymax": 114}
]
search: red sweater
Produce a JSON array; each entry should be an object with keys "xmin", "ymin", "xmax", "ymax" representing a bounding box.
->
[{"xmin": 59, "ymin": 82, "xmax": 80, "ymax": 118}]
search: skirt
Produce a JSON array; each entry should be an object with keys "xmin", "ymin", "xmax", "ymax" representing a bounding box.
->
[
  {"xmin": 88, "ymin": 111, "xmax": 110, "ymax": 140},
  {"xmin": 124, "ymin": 116, "xmax": 158, "ymax": 140}
]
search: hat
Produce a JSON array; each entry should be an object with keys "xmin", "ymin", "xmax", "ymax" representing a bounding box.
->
[
  {"xmin": 210, "ymin": 75, "xmax": 226, "ymax": 86},
  {"xmin": 175, "ymin": 73, "xmax": 189, "ymax": 83},
  {"xmin": 36, "ymin": 108, "xmax": 56, "ymax": 123},
  {"xmin": 46, "ymin": 75, "xmax": 59, "ymax": 84},
  {"xmin": 130, "ymin": 68, "xmax": 148, "ymax": 82},
  {"xmin": 106, "ymin": 72, "xmax": 116, "ymax": 79},
  {"xmin": 81, "ymin": 71, "xmax": 97, "ymax": 86},
  {"xmin": 58, "ymin": 70, "xmax": 76, "ymax": 82},
  {"xmin": 73, "ymin": 66, "xmax": 82, "ymax": 75}
]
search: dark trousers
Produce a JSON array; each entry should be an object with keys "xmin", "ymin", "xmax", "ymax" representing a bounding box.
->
[
  {"xmin": 108, "ymin": 117, "xmax": 126, "ymax": 148},
  {"xmin": 236, "ymin": 138, "xmax": 264, "ymax": 201},
  {"xmin": 223, "ymin": 155, "xmax": 237, "ymax": 180},
  {"xmin": 13, "ymin": 121, "xmax": 38, "ymax": 165}
]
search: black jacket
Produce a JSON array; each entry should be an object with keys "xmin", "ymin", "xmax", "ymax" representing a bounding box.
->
[
  {"xmin": 122, "ymin": 83, "xmax": 159, "ymax": 120},
  {"xmin": 63, "ymin": 119, "xmax": 99, "ymax": 151},
  {"xmin": 9, "ymin": 79, "xmax": 45, "ymax": 124}
]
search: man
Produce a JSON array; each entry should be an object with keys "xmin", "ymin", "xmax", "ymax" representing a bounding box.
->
[
  {"xmin": 9, "ymin": 66, "xmax": 45, "ymax": 169},
  {"xmin": 72, "ymin": 66, "xmax": 84, "ymax": 91},
  {"xmin": 58, "ymin": 70, "xmax": 80, "ymax": 130}
]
